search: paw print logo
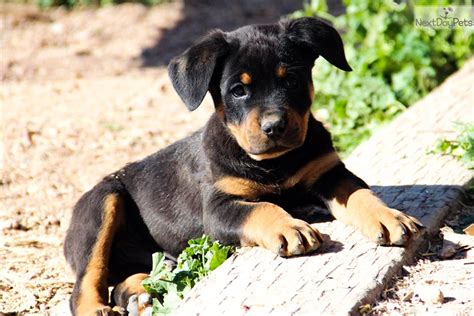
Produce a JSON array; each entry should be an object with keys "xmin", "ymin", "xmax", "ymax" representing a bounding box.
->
[{"xmin": 440, "ymin": 7, "xmax": 454, "ymax": 19}]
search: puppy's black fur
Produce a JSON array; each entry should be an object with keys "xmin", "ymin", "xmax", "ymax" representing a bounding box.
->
[{"xmin": 64, "ymin": 17, "xmax": 422, "ymax": 315}]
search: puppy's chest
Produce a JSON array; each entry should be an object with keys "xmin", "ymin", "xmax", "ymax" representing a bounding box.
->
[
  {"xmin": 214, "ymin": 152, "xmax": 340, "ymax": 200},
  {"xmin": 214, "ymin": 175, "xmax": 296, "ymax": 200}
]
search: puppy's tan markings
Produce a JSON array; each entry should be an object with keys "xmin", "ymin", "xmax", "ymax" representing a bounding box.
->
[
  {"xmin": 227, "ymin": 108, "xmax": 263, "ymax": 154},
  {"xmin": 215, "ymin": 102, "xmax": 225, "ymax": 120},
  {"xmin": 290, "ymin": 109, "xmax": 311, "ymax": 144},
  {"xmin": 228, "ymin": 108, "xmax": 314, "ymax": 161},
  {"xmin": 215, "ymin": 176, "xmax": 277, "ymax": 199},
  {"xmin": 76, "ymin": 194, "xmax": 125, "ymax": 315},
  {"xmin": 328, "ymin": 185, "xmax": 424, "ymax": 246},
  {"xmin": 227, "ymin": 108, "xmax": 314, "ymax": 161},
  {"xmin": 276, "ymin": 65, "xmax": 287, "ymax": 78},
  {"xmin": 240, "ymin": 72, "xmax": 252, "ymax": 85},
  {"xmin": 216, "ymin": 152, "xmax": 340, "ymax": 199},
  {"xmin": 247, "ymin": 109, "xmax": 311, "ymax": 161},
  {"xmin": 240, "ymin": 201, "xmax": 322, "ymax": 256},
  {"xmin": 244, "ymin": 108, "xmax": 262, "ymax": 137},
  {"xmin": 227, "ymin": 123, "xmax": 251, "ymax": 153},
  {"xmin": 285, "ymin": 151, "xmax": 341, "ymax": 188},
  {"xmin": 308, "ymin": 82, "xmax": 315, "ymax": 102}
]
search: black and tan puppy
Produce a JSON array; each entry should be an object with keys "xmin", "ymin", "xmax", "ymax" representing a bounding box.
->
[{"xmin": 64, "ymin": 17, "xmax": 423, "ymax": 315}]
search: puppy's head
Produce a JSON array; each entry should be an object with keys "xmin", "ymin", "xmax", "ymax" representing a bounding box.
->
[{"xmin": 168, "ymin": 17, "xmax": 351, "ymax": 161}]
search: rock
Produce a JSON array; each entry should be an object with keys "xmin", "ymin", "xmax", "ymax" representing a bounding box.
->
[
  {"xmin": 439, "ymin": 243, "xmax": 457, "ymax": 259},
  {"xmin": 416, "ymin": 286, "xmax": 444, "ymax": 304},
  {"xmin": 49, "ymin": 22, "xmax": 64, "ymax": 35},
  {"xmin": 438, "ymin": 230, "xmax": 474, "ymax": 259}
]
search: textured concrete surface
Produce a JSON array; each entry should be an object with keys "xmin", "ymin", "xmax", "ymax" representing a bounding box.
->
[{"xmin": 175, "ymin": 59, "xmax": 473, "ymax": 315}]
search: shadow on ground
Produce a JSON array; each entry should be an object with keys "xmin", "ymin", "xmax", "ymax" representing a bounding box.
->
[
  {"xmin": 141, "ymin": 0, "xmax": 347, "ymax": 67},
  {"xmin": 141, "ymin": 0, "xmax": 302, "ymax": 67}
]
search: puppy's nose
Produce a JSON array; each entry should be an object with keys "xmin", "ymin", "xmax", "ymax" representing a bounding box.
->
[{"xmin": 261, "ymin": 112, "xmax": 287, "ymax": 138}]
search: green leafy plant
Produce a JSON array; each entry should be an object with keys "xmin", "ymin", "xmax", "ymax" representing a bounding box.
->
[
  {"xmin": 142, "ymin": 235, "xmax": 233, "ymax": 315},
  {"xmin": 294, "ymin": 0, "xmax": 473, "ymax": 155},
  {"xmin": 430, "ymin": 122, "xmax": 474, "ymax": 169}
]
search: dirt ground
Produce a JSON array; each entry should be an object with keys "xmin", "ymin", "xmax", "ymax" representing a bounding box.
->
[
  {"xmin": 1, "ymin": 1, "xmax": 472, "ymax": 315},
  {"xmin": 372, "ymin": 205, "xmax": 474, "ymax": 316}
]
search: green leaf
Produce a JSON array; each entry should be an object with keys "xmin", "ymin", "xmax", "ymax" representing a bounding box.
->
[
  {"xmin": 209, "ymin": 244, "xmax": 231, "ymax": 271},
  {"xmin": 142, "ymin": 235, "xmax": 234, "ymax": 314},
  {"xmin": 429, "ymin": 122, "xmax": 474, "ymax": 170}
]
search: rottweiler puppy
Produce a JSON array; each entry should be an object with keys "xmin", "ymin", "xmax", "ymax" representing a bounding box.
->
[{"xmin": 64, "ymin": 17, "xmax": 423, "ymax": 315}]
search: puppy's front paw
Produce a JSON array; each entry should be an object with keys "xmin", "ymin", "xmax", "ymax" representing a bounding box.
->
[
  {"xmin": 263, "ymin": 217, "xmax": 323, "ymax": 257},
  {"xmin": 241, "ymin": 201, "xmax": 323, "ymax": 256},
  {"xmin": 361, "ymin": 207, "xmax": 424, "ymax": 246}
]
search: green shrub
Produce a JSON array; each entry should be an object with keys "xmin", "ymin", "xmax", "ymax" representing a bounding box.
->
[
  {"xmin": 430, "ymin": 122, "xmax": 474, "ymax": 170},
  {"xmin": 294, "ymin": 0, "xmax": 473, "ymax": 155},
  {"xmin": 142, "ymin": 235, "xmax": 233, "ymax": 315}
]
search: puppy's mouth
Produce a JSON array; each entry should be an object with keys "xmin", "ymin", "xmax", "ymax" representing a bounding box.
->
[
  {"xmin": 247, "ymin": 144, "xmax": 291, "ymax": 156},
  {"xmin": 245, "ymin": 135, "xmax": 303, "ymax": 161},
  {"xmin": 247, "ymin": 145, "xmax": 292, "ymax": 161}
]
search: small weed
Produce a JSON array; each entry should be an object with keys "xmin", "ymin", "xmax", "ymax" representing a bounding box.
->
[
  {"xmin": 430, "ymin": 122, "xmax": 474, "ymax": 169},
  {"xmin": 142, "ymin": 235, "xmax": 233, "ymax": 315}
]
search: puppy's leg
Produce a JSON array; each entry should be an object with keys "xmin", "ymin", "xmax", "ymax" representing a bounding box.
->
[
  {"xmin": 65, "ymin": 191, "xmax": 125, "ymax": 315},
  {"xmin": 315, "ymin": 164, "xmax": 424, "ymax": 245},
  {"xmin": 204, "ymin": 195, "xmax": 323, "ymax": 257}
]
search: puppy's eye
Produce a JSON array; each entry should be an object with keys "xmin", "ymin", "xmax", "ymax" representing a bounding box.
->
[
  {"xmin": 284, "ymin": 75, "xmax": 298, "ymax": 89},
  {"xmin": 230, "ymin": 84, "xmax": 247, "ymax": 98}
]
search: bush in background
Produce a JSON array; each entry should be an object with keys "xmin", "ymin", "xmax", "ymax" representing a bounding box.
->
[{"xmin": 294, "ymin": 0, "xmax": 473, "ymax": 154}]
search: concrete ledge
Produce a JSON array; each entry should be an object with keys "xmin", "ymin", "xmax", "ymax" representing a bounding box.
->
[{"xmin": 175, "ymin": 59, "xmax": 473, "ymax": 315}]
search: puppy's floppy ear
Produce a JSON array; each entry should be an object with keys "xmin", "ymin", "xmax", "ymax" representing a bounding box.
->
[
  {"xmin": 284, "ymin": 17, "xmax": 352, "ymax": 72},
  {"xmin": 168, "ymin": 30, "xmax": 228, "ymax": 111}
]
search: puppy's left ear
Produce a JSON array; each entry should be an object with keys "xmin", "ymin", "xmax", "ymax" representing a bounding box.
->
[
  {"xmin": 168, "ymin": 30, "xmax": 229, "ymax": 111},
  {"xmin": 284, "ymin": 17, "xmax": 352, "ymax": 72}
]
